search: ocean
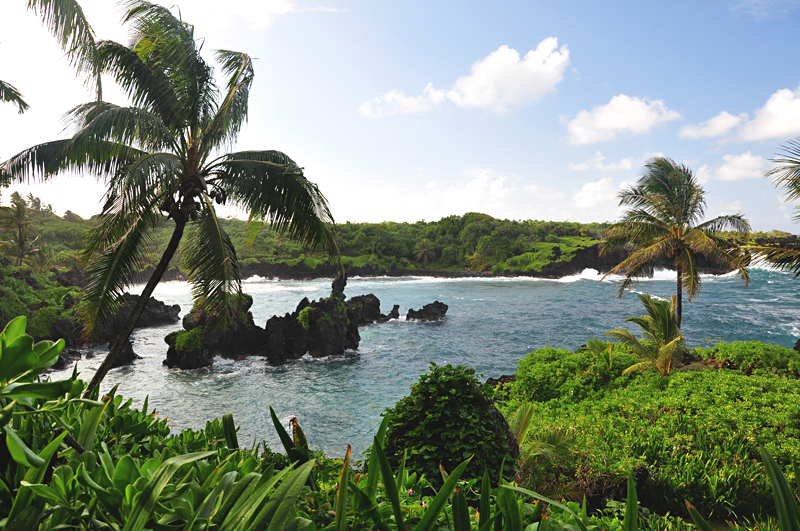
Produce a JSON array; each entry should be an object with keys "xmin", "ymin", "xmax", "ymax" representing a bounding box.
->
[{"xmin": 50, "ymin": 267, "xmax": 800, "ymax": 458}]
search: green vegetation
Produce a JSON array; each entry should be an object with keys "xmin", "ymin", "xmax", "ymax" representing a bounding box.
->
[
  {"xmin": 297, "ymin": 306, "xmax": 312, "ymax": 330},
  {"xmin": 383, "ymin": 363, "xmax": 517, "ymax": 489},
  {"xmin": 172, "ymin": 327, "xmax": 204, "ymax": 353},
  {"xmin": 0, "ymin": 266, "xmax": 77, "ymax": 338}
]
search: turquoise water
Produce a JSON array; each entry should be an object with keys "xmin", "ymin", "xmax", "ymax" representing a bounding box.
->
[{"xmin": 51, "ymin": 267, "xmax": 800, "ymax": 458}]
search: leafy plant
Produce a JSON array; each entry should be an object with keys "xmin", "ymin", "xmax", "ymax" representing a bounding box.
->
[
  {"xmin": 606, "ymin": 293, "xmax": 684, "ymax": 377},
  {"xmin": 383, "ymin": 363, "xmax": 518, "ymax": 489}
]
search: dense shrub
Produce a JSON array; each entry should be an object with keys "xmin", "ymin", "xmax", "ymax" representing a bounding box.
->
[
  {"xmin": 384, "ymin": 363, "xmax": 518, "ymax": 488},
  {"xmin": 0, "ymin": 267, "xmax": 75, "ymax": 338},
  {"xmin": 695, "ymin": 341, "xmax": 800, "ymax": 378},
  {"xmin": 513, "ymin": 345, "xmax": 639, "ymax": 403},
  {"xmin": 505, "ymin": 368, "xmax": 800, "ymax": 518}
]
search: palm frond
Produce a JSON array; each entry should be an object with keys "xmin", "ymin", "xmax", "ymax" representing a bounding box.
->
[
  {"xmin": 180, "ymin": 196, "xmax": 242, "ymax": 333},
  {"xmin": 210, "ymin": 151, "xmax": 338, "ymax": 257},
  {"xmin": 96, "ymin": 40, "xmax": 183, "ymax": 130},
  {"xmin": 768, "ymin": 139, "xmax": 800, "ymax": 212},
  {"xmin": 2, "ymin": 139, "xmax": 145, "ymax": 184},
  {"xmin": 107, "ymin": 152, "xmax": 182, "ymax": 215},
  {"xmin": 64, "ymin": 102, "xmax": 178, "ymax": 153},
  {"xmin": 509, "ymin": 404, "xmax": 536, "ymax": 445},
  {"xmin": 76, "ymin": 199, "xmax": 164, "ymax": 337},
  {"xmin": 26, "ymin": 0, "xmax": 100, "ymax": 97},
  {"xmin": 695, "ymin": 213, "xmax": 751, "ymax": 235},
  {"xmin": 201, "ymin": 50, "xmax": 254, "ymax": 154},
  {"xmin": 748, "ymin": 245, "xmax": 800, "ymax": 276},
  {"xmin": 604, "ymin": 328, "xmax": 649, "ymax": 358},
  {"xmin": 0, "ymin": 80, "xmax": 30, "ymax": 114}
]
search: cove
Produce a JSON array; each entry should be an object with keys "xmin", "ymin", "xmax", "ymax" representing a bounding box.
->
[{"xmin": 50, "ymin": 267, "xmax": 800, "ymax": 458}]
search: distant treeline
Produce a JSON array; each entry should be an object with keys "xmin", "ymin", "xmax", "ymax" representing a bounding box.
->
[{"xmin": 3, "ymin": 191, "xmax": 796, "ymax": 276}]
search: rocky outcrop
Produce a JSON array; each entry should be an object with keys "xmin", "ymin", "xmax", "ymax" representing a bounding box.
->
[
  {"xmin": 93, "ymin": 293, "xmax": 180, "ymax": 344},
  {"xmin": 407, "ymin": 301, "xmax": 448, "ymax": 321},
  {"xmin": 164, "ymin": 329, "xmax": 213, "ymax": 369},
  {"xmin": 346, "ymin": 294, "xmax": 383, "ymax": 325},
  {"xmin": 113, "ymin": 340, "xmax": 141, "ymax": 368},
  {"xmin": 181, "ymin": 294, "xmax": 265, "ymax": 359},
  {"xmin": 51, "ymin": 349, "xmax": 82, "ymax": 371},
  {"xmin": 264, "ymin": 295, "xmax": 360, "ymax": 364},
  {"xmin": 486, "ymin": 374, "xmax": 516, "ymax": 387}
]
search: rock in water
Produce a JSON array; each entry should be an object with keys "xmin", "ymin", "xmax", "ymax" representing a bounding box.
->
[
  {"xmin": 406, "ymin": 301, "xmax": 448, "ymax": 321},
  {"xmin": 264, "ymin": 295, "xmax": 360, "ymax": 364},
  {"xmin": 95, "ymin": 293, "xmax": 180, "ymax": 344},
  {"xmin": 181, "ymin": 294, "xmax": 264, "ymax": 359},
  {"xmin": 112, "ymin": 340, "xmax": 141, "ymax": 368},
  {"xmin": 164, "ymin": 329, "xmax": 213, "ymax": 369},
  {"xmin": 346, "ymin": 294, "xmax": 383, "ymax": 325}
]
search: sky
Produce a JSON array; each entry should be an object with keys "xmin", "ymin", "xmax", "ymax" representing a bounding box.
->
[{"xmin": 2, "ymin": 0, "xmax": 800, "ymax": 231}]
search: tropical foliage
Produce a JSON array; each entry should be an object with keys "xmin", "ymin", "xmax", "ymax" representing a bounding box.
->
[
  {"xmin": 601, "ymin": 157, "xmax": 751, "ymax": 327},
  {"xmin": 3, "ymin": 2, "xmax": 338, "ymax": 394},
  {"xmin": 605, "ymin": 293, "xmax": 684, "ymax": 377}
]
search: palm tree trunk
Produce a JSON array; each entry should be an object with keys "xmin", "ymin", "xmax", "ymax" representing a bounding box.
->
[
  {"xmin": 83, "ymin": 219, "xmax": 186, "ymax": 397},
  {"xmin": 676, "ymin": 265, "xmax": 683, "ymax": 330}
]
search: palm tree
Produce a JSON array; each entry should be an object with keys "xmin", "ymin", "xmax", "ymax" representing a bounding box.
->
[
  {"xmin": 601, "ymin": 157, "xmax": 751, "ymax": 328},
  {"xmin": 0, "ymin": 81, "xmax": 30, "ymax": 114},
  {"xmin": 3, "ymin": 1, "xmax": 338, "ymax": 395},
  {"xmin": 0, "ymin": 193, "xmax": 39, "ymax": 266},
  {"xmin": 749, "ymin": 139, "xmax": 800, "ymax": 273},
  {"xmin": 605, "ymin": 293, "xmax": 684, "ymax": 377},
  {"xmin": 413, "ymin": 239, "xmax": 436, "ymax": 268}
]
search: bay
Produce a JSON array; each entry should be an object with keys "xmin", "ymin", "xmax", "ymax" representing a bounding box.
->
[{"xmin": 50, "ymin": 267, "xmax": 800, "ymax": 458}]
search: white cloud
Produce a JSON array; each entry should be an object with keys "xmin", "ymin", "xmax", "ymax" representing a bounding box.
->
[
  {"xmin": 359, "ymin": 39, "xmax": 570, "ymax": 118},
  {"xmin": 359, "ymin": 83, "xmax": 447, "ymax": 118},
  {"xmin": 679, "ymin": 111, "xmax": 746, "ymax": 139},
  {"xmin": 572, "ymin": 177, "xmax": 618, "ymax": 209},
  {"xmin": 563, "ymin": 94, "xmax": 680, "ymax": 145},
  {"xmin": 567, "ymin": 151, "xmax": 634, "ymax": 172},
  {"xmin": 737, "ymin": 86, "xmax": 800, "ymax": 142},
  {"xmin": 696, "ymin": 152, "xmax": 770, "ymax": 182}
]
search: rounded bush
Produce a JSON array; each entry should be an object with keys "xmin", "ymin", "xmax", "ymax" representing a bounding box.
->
[{"xmin": 383, "ymin": 363, "xmax": 518, "ymax": 488}]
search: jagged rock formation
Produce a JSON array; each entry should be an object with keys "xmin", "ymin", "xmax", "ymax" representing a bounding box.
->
[
  {"xmin": 181, "ymin": 294, "xmax": 264, "ymax": 360},
  {"xmin": 93, "ymin": 293, "xmax": 181, "ymax": 344},
  {"xmin": 406, "ymin": 301, "xmax": 448, "ymax": 321}
]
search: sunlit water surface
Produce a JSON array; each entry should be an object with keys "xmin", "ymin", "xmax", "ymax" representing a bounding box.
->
[{"xmin": 50, "ymin": 268, "xmax": 800, "ymax": 458}]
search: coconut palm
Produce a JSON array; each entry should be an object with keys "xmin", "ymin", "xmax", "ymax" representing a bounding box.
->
[
  {"xmin": 0, "ymin": 81, "xmax": 30, "ymax": 114},
  {"xmin": 3, "ymin": 1, "xmax": 338, "ymax": 395},
  {"xmin": 413, "ymin": 239, "xmax": 436, "ymax": 268},
  {"xmin": 605, "ymin": 293, "xmax": 684, "ymax": 377},
  {"xmin": 601, "ymin": 157, "xmax": 751, "ymax": 328},
  {"xmin": 748, "ymin": 139, "xmax": 800, "ymax": 273}
]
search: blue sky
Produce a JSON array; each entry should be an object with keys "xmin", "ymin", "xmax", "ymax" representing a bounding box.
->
[{"xmin": 2, "ymin": 0, "xmax": 800, "ymax": 231}]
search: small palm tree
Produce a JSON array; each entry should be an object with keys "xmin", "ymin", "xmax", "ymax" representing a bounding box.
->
[
  {"xmin": 581, "ymin": 338, "xmax": 614, "ymax": 380},
  {"xmin": 4, "ymin": 1, "xmax": 338, "ymax": 395},
  {"xmin": 0, "ymin": 193, "xmax": 38, "ymax": 266},
  {"xmin": 413, "ymin": 239, "xmax": 436, "ymax": 268},
  {"xmin": 605, "ymin": 293, "xmax": 684, "ymax": 377},
  {"xmin": 601, "ymin": 157, "xmax": 751, "ymax": 328},
  {"xmin": 509, "ymin": 403, "xmax": 574, "ymax": 485}
]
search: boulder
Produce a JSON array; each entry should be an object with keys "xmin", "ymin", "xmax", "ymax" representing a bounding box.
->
[
  {"xmin": 112, "ymin": 340, "xmax": 141, "ymax": 368},
  {"xmin": 182, "ymin": 294, "xmax": 265, "ymax": 359},
  {"xmin": 94, "ymin": 293, "xmax": 180, "ymax": 344},
  {"xmin": 50, "ymin": 349, "xmax": 82, "ymax": 371},
  {"xmin": 406, "ymin": 301, "xmax": 448, "ymax": 321},
  {"xmin": 346, "ymin": 294, "xmax": 383, "ymax": 325},
  {"xmin": 164, "ymin": 329, "xmax": 213, "ymax": 369}
]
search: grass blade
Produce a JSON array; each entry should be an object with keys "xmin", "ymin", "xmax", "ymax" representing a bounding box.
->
[
  {"xmin": 223, "ymin": 413, "xmax": 239, "ymax": 449},
  {"xmin": 452, "ymin": 488, "xmax": 472, "ymax": 531},
  {"xmin": 373, "ymin": 437, "xmax": 405, "ymax": 531},
  {"xmin": 334, "ymin": 444, "xmax": 351, "ymax": 531},
  {"xmin": 479, "ymin": 470, "xmax": 491, "ymax": 530},
  {"xmin": 498, "ymin": 486, "xmax": 522, "ymax": 531},
  {"xmin": 503, "ymin": 486, "xmax": 590, "ymax": 531},
  {"xmin": 685, "ymin": 502, "xmax": 715, "ymax": 531},
  {"xmin": 623, "ymin": 472, "xmax": 638, "ymax": 531},
  {"xmin": 760, "ymin": 447, "xmax": 800, "ymax": 531}
]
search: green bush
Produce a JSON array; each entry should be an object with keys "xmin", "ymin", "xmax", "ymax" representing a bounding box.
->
[
  {"xmin": 695, "ymin": 341, "xmax": 800, "ymax": 378},
  {"xmin": 505, "ymin": 368, "xmax": 800, "ymax": 519},
  {"xmin": 383, "ymin": 363, "xmax": 518, "ymax": 489},
  {"xmin": 173, "ymin": 327, "xmax": 204, "ymax": 352},
  {"xmin": 513, "ymin": 345, "xmax": 639, "ymax": 403}
]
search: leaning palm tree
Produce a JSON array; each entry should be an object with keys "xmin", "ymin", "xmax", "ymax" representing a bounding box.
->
[
  {"xmin": 3, "ymin": 1, "xmax": 338, "ymax": 395},
  {"xmin": 601, "ymin": 157, "xmax": 751, "ymax": 328},
  {"xmin": 0, "ymin": 193, "xmax": 38, "ymax": 266},
  {"xmin": 605, "ymin": 293, "xmax": 684, "ymax": 377}
]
